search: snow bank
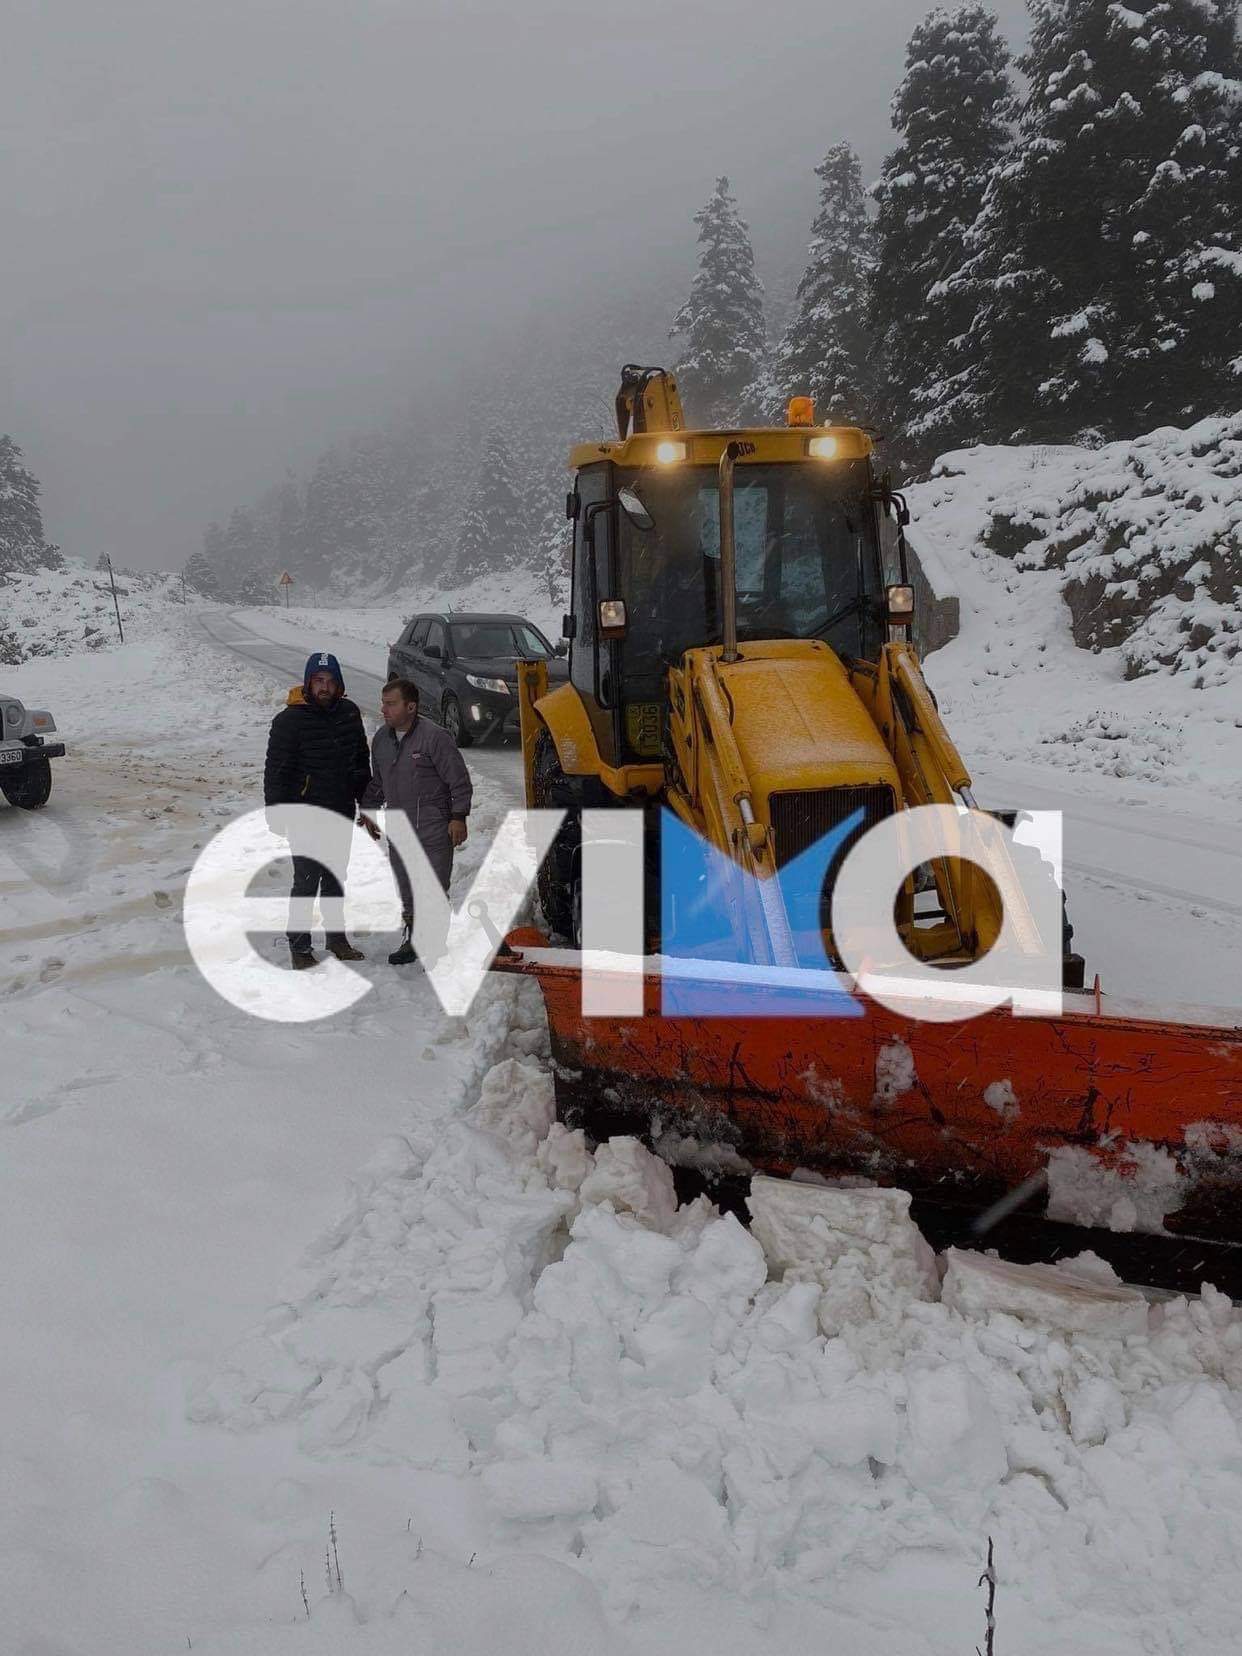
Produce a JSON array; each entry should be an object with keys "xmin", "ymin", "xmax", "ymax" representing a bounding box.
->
[{"xmin": 194, "ymin": 1053, "xmax": 1242, "ymax": 1652}]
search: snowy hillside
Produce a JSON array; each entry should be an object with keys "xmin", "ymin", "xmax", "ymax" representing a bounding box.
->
[
  {"xmin": 0, "ymin": 557, "xmax": 194, "ymax": 665},
  {"xmin": 913, "ymin": 416, "xmax": 1242, "ymax": 687},
  {"xmin": 910, "ymin": 427, "xmax": 1242, "ymax": 803}
]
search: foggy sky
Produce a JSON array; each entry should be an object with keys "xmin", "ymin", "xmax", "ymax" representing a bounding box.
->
[{"xmin": 3, "ymin": 0, "xmax": 1029, "ymax": 571}]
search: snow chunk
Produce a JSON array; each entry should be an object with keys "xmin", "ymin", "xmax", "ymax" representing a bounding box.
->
[
  {"xmin": 746, "ymin": 1177, "xmax": 938, "ymax": 1333},
  {"xmin": 942, "ymin": 1248, "xmax": 1149, "ymax": 1336},
  {"xmin": 1046, "ymin": 1141, "xmax": 1187, "ymax": 1233},
  {"xmin": 873, "ymin": 1038, "xmax": 916, "ymax": 1103},
  {"xmin": 578, "ymin": 1136, "xmax": 678, "ymax": 1230},
  {"xmin": 983, "ymin": 1078, "xmax": 1019, "ymax": 1120},
  {"xmin": 469, "ymin": 1056, "xmax": 556, "ymax": 1155},
  {"xmin": 536, "ymin": 1120, "xmax": 592, "ymax": 1192}
]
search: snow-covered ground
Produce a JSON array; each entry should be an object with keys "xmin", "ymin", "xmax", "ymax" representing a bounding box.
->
[
  {"xmin": 3, "ymin": 456, "xmax": 1241, "ymax": 1654},
  {"xmin": 1, "ymin": 556, "xmax": 195, "ymax": 664}
]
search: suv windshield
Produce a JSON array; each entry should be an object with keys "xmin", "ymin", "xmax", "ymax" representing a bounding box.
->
[
  {"xmin": 450, "ymin": 621, "xmax": 551, "ymax": 658},
  {"xmin": 615, "ymin": 460, "xmax": 882, "ymax": 700}
]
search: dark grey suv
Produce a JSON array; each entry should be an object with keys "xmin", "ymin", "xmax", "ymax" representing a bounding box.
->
[{"xmin": 386, "ymin": 612, "xmax": 568, "ymax": 745}]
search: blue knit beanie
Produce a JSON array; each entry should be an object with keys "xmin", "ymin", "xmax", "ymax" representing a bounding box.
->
[{"xmin": 303, "ymin": 651, "xmax": 345, "ymax": 694}]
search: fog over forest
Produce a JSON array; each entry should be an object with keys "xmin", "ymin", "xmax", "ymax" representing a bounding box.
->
[{"xmin": 3, "ymin": 0, "xmax": 1029, "ymax": 573}]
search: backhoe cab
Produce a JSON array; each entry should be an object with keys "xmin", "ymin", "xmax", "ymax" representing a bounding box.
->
[{"xmin": 517, "ymin": 365, "xmax": 1014, "ymax": 978}]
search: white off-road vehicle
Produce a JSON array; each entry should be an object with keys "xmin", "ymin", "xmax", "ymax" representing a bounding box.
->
[{"xmin": 0, "ymin": 692, "xmax": 65, "ymax": 809}]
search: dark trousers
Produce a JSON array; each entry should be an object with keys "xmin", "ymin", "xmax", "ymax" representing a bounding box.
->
[
  {"xmin": 287, "ymin": 814, "xmax": 352, "ymax": 955},
  {"xmin": 389, "ymin": 828, "xmax": 453, "ymax": 957}
]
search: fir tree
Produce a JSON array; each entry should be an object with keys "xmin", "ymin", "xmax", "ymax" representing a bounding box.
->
[
  {"xmin": 871, "ymin": 6, "xmax": 1013, "ymax": 460},
  {"xmin": 0, "ymin": 436, "xmax": 61, "ymax": 576},
  {"xmin": 1122, "ymin": 0, "xmax": 1242, "ymax": 421},
  {"xmin": 761, "ymin": 144, "xmax": 877, "ymax": 426},
  {"xmin": 671, "ymin": 177, "xmax": 766, "ymax": 425},
  {"xmin": 183, "ymin": 548, "xmax": 221, "ymax": 599},
  {"xmin": 931, "ymin": 0, "xmax": 1242, "ymax": 447},
  {"xmin": 453, "ymin": 429, "xmax": 521, "ymax": 584}
]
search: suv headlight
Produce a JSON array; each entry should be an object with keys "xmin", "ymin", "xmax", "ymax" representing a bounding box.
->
[
  {"xmin": 465, "ymin": 674, "xmax": 510, "ymax": 694},
  {"xmin": 4, "ymin": 703, "xmax": 21, "ymax": 725}
]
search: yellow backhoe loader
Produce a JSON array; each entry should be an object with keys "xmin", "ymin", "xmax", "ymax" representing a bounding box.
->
[{"xmin": 496, "ymin": 365, "xmax": 1242, "ymax": 1293}]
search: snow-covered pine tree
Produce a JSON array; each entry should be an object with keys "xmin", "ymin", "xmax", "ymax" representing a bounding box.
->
[
  {"xmin": 452, "ymin": 429, "xmax": 520, "ymax": 585},
  {"xmin": 1122, "ymin": 0, "xmax": 1242, "ymax": 423},
  {"xmin": 0, "ymin": 436, "xmax": 61, "ymax": 576},
  {"xmin": 931, "ymin": 0, "xmax": 1242, "ymax": 447},
  {"xmin": 534, "ymin": 503, "xmax": 571, "ymax": 607},
  {"xmin": 871, "ymin": 6, "xmax": 1012, "ymax": 461},
  {"xmin": 183, "ymin": 547, "xmax": 223, "ymax": 599},
  {"xmin": 671, "ymin": 177, "xmax": 766, "ymax": 426},
  {"xmin": 761, "ymin": 143, "xmax": 877, "ymax": 426}
]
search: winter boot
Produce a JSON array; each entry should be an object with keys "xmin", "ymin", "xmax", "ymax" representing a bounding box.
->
[
  {"xmin": 290, "ymin": 949, "xmax": 319, "ymax": 970},
  {"xmin": 388, "ymin": 917, "xmax": 417, "ymax": 967},
  {"xmin": 325, "ymin": 936, "xmax": 365, "ymax": 962}
]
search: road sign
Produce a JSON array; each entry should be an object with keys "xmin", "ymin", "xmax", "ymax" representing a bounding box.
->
[{"xmin": 278, "ymin": 570, "xmax": 294, "ymax": 607}]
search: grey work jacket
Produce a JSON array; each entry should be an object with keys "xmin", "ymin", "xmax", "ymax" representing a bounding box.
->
[{"xmin": 360, "ymin": 717, "xmax": 473, "ymax": 841}]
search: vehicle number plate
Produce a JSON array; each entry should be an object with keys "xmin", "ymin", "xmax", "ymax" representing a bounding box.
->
[{"xmin": 0, "ymin": 748, "xmax": 22, "ymax": 766}]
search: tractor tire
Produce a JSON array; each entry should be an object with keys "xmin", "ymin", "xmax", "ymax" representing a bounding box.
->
[
  {"xmin": 0, "ymin": 756, "xmax": 52, "ymax": 810},
  {"xmin": 531, "ymin": 729, "xmax": 581, "ymax": 943},
  {"xmin": 442, "ymin": 694, "xmax": 472, "ymax": 748}
]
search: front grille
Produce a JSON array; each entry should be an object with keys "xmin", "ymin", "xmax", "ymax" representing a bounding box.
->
[{"xmin": 768, "ymin": 785, "xmax": 896, "ymax": 870}]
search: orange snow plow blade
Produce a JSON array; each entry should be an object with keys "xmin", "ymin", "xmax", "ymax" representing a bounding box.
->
[{"xmin": 497, "ymin": 929, "xmax": 1242, "ymax": 1294}]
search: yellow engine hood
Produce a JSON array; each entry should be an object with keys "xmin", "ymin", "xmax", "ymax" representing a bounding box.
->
[{"xmin": 707, "ymin": 640, "xmax": 901, "ymax": 809}]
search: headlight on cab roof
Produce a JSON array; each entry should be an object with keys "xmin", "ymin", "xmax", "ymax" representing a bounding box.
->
[
  {"xmin": 465, "ymin": 674, "xmax": 509, "ymax": 695},
  {"xmin": 807, "ymin": 435, "xmax": 839, "ymax": 460}
]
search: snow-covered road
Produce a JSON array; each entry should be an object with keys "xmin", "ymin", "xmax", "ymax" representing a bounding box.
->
[{"xmin": 195, "ymin": 607, "xmax": 525, "ymax": 809}]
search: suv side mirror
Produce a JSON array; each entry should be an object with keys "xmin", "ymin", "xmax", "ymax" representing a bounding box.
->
[
  {"xmin": 425, "ymin": 642, "xmax": 442, "ymax": 661},
  {"xmin": 554, "ymin": 640, "xmax": 568, "ymax": 657}
]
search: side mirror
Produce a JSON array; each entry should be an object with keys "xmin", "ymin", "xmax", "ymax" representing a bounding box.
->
[
  {"xmin": 554, "ymin": 640, "xmax": 568, "ymax": 657},
  {"xmin": 617, "ymin": 487, "xmax": 654, "ymax": 532},
  {"xmin": 425, "ymin": 643, "xmax": 442, "ymax": 660}
]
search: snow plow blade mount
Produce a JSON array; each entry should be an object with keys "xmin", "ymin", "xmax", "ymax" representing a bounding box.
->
[{"xmin": 497, "ymin": 930, "xmax": 1242, "ymax": 1296}]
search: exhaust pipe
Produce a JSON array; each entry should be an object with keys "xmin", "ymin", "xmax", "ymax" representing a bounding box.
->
[{"xmin": 718, "ymin": 441, "xmax": 742, "ymax": 664}]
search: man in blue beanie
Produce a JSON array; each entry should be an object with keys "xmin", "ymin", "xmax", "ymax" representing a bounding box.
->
[{"xmin": 264, "ymin": 652, "xmax": 371, "ymax": 968}]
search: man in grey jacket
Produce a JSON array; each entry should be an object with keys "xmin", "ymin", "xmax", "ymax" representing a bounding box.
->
[{"xmin": 358, "ymin": 677, "xmax": 472, "ymax": 965}]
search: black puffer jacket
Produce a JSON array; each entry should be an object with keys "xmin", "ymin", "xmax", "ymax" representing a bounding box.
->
[{"xmin": 264, "ymin": 685, "xmax": 370, "ymax": 817}]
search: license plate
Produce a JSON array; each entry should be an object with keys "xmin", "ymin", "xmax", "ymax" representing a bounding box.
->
[{"xmin": 0, "ymin": 749, "xmax": 21, "ymax": 766}]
